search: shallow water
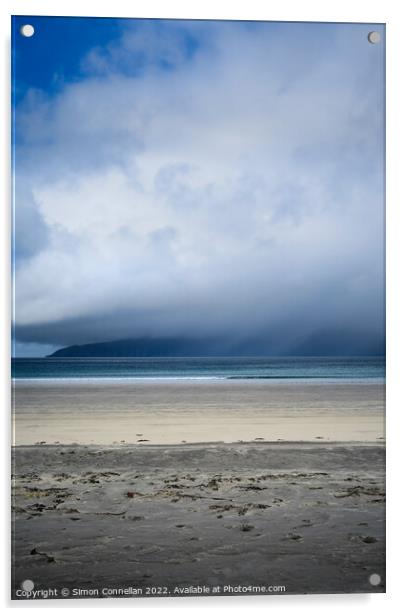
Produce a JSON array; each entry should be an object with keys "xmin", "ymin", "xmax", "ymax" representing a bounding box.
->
[{"xmin": 12, "ymin": 356, "xmax": 385, "ymax": 381}]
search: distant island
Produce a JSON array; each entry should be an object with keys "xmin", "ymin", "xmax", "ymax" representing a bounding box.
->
[
  {"xmin": 48, "ymin": 337, "xmax": 231, "ymax": 358},
  {"xmin": 47, "ymin": 333, "xmax": 385, "ymax": 358}
]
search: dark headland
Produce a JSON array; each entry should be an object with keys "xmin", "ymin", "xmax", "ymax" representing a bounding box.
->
[{"xmin": 47, "ymin": 334, "xmax": 385, "ymax": 358}]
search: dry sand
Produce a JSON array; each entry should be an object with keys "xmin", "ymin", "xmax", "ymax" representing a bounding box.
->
[{"xmin": 12, "ymin": 380, "xmax": 385, "ymax": 445}]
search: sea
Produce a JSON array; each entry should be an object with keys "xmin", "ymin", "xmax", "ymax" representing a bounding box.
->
[{"xmin": 11, "ymin": 356, "xmax": 385, "ymax": 382}]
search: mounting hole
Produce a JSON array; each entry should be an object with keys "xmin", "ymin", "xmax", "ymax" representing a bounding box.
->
[
  {"xmin": 367, "ymin": 31, "xmax": 381, "ymax": 44},
  {"xmin": 369, "ymin": 573, "xmax": 381, "ymax": 586},
  {"xmin": 21, "ymin": 579, "xmax": 35, "ymax": 592},
  {"xmin": 20, "ymin": 24, "xmax": 35, "ymax": 38}
]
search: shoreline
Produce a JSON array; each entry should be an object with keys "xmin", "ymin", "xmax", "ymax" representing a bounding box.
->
[{"xmin": 13, "ymin": 377, "xmax": 385, "ymax": 384}]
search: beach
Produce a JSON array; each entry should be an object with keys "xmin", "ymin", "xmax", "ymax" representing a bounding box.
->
[
  {"xmin": 12, "ymin": 441, "xmax": 385, "ymax": 596},
  {"xmin": 12, "ymin": 379, "xmax": 385, "ymax": 445},
  {"xmin": 12, "ymin": 378, "xmax": 385, "ymax": 597}
]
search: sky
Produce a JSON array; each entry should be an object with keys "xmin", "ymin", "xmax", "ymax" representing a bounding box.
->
[{"xmin": 12, "ymin": 17, "xmax": 385, "ymax": 357}]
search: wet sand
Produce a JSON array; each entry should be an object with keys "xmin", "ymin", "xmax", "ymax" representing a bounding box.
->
[{"xmin": 12, "ymin": 442, "xmax": 385, "ymax": 597}]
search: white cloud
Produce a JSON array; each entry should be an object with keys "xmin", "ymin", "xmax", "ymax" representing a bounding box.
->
[{"xmin": 13, "ymin": 21, "xmax": 385, "ymax": 350}]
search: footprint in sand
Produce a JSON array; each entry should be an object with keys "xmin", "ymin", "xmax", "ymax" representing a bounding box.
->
[
  {"xmin": 349, "ymin": 534, "xmax": 378, "ymax": 544},
  {"xmin": 283, "ymin": 533, "xmax": 303, "ymax": 542},
  {"xmin": 295, "ymin": 519, "xmax": 313, "ymax": 528},
  {"xmin": 30, "ymin": 548, "xmax": 56, "ymax": 562}
]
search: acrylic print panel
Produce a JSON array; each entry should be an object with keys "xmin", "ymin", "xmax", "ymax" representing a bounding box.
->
[{"xmin": 11, "ymin": 16, "xmax": 385, "ymax": 600}]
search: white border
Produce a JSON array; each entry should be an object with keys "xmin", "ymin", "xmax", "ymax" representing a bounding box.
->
[
  {"xmin": 0, "ymin": 0, "xmax": 392, "ymax": 22},
  {"xmin": 2, "ymin": 1, "xmax": 402, "ymax": 614}
]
